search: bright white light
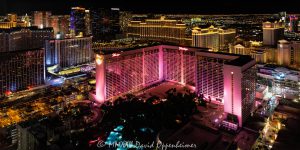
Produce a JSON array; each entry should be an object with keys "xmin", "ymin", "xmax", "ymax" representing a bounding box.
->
[
  {"xmin": 56, "ymin": 34, "xmax": 61, "ymax": 39},
  {"xmin": 112, "ymin": 53, "xmax": 121, "ymax": 57},
  {"xmin": 111, "ymin": 8, "xmax": 120, "ymax": 11},
  {"xmin": 179, "ymin": 47, "xmax": 188, "ymax": 51},
  {"xmin": 96, "ymin": 55, "xmax": 103, "ymax": 65}
]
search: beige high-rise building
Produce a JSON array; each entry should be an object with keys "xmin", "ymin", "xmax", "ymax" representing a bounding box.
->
[
  {"xmin": 291, "ymin": 41, "xmax": 300, "ymax": 67},
  {"xmin": 230, "ymin": 40, "xmax": 300, "ymax": 69},
  {"xmin": 263, "ymin": 21, "xmax": 284, "ymax": 46},
  {"xmin": 277, "ymin": 40, "xmax": 291, "ymax": 66},
  {"xmin": 49, "ymin": 15, "xmax": 70, "ymax": 36},
  {"xmin": 32, "ymin": 11, "xmax": 51, "ymax": 28},
  {"xmin": 276, "ymin": 40, "xmax": 300, "ymax": 68},
  {"xmin": 219, "ymin": 28, "xmax": 236, "ymax": 51},
  {"xmin": 230, "ymin": 43, "xmax": 277, "ymax": 64},
  {"xmin": 192, "ymin": 25, "xmax": 235, "ymax": 52},
  {"xmin": 127, "ymin": 16, "xmax": 186, "ymax": 44},
  {"xmin": 50, "ymin": 16, "xmax": 59, "ymax": 35}
]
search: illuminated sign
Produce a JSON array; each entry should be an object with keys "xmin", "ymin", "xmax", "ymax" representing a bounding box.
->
[
  {"xmin": 179, "ymin": 47, "xmax": 188, "ymax": 51},
  {"xmin": 111, "ymin": 8, "xmax": 120, "ymax": 11},
  {"xmin": 96, "ymin": 54, "xmax": 103, "ymax": 65},
  {"xmin": 112, "ymin": 53, "xmax": 121, "ymax": 57}
]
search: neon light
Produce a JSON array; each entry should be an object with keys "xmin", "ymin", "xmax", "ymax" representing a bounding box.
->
[
  {"xmin": 179, "ymin": 47, "xmax": 188, "ymax": 51},
  {"xmin": 96, "ymin": 54, "xmax": 103, "ymax": 65},
  {"xmin": 112, "ymin": 53, "xmax": 121, "ymax": 57}
]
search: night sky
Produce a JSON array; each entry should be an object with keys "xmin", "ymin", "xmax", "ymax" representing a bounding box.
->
[{"xmin": 1, "ymin": 0, "xmax": 300, "ymax": 15}]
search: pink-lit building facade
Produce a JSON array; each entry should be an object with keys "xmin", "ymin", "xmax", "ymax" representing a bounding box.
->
[{"xmin": 94, "ymin": 45, "xmax": 255, "ymax": 126}]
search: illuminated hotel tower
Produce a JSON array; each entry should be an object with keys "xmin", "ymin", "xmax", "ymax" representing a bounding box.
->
[
  {"xmin": 45, "ymin": 36, "xmax": 93, "ymax": 69},
  {"xmin": 0, "ymin": 48, "xmax": 45, "ymax": 96},
  {"xmin": 49, "ymin": 15, "xmax": 70, "ymax": 36},
  {"xmin": 70, "ymin": 7, "xmax": 85, "ymax": 36},
  {"xmin": 192, "ymin": 25, "xmax": 236, "ymax": 52},
  {"xmin": 70, "ymin": 7, "xmax": 91, "ymax": 36},
  {"xmin": 127, "ymin": 16, "xmax": 186, "ymax": 44},
  {"xmin": 50, "ymin": 16, "xmax": 59, "ymax": 35},
  {"xmin": 223, "ymin": 56, "xmax": 256, "ymax": 126},
  {"xmin": 277, "ymin": 40, "xmax": 291, "ymax": 66},
  {"xmin": 32, "ymin": 11, "xmax": 51, "ymax": 28},
  {"xmin": 263, "ymin": 21, "xmax": 284, "ymax": 46},
  {"xmin": 94, "ymin": 45, "xmax": 255, "ymax": 126}
]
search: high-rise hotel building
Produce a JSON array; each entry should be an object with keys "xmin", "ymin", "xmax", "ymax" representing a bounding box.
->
[
  {"xmin": 0, "ymin": 27, "xmax": 54, "ymax": 52},
  {"xmin": 45, "ymin": 36, "xmax": 93, "ymax": 69},
  {"xmin": 70, "ymin": 7, "xmax": 91, "ymax": 37},
  {"xmin": 127, "ymin": 16, "xmax": 186, "ymax": 44},
  {"xmin": 49, "ymin": 15, "xmax": 70, "ymax": 36},
  {"xmin": 32, "ymin": 11, "xmax": 52, "ymax": 28},
  {"xmin": 0, "ymin": 48, "xmax": 45, "ymax": 96},
  {"xmin": 263, "ymin": 21, "xmax": 284, "ymax": 46},
  {"xmin": 192, "ymin": 25, "xmax": 236, "ymax": 52},
  {"xmin": 94, "ymin": 45, "xmax": 255, "ymax": 126}
]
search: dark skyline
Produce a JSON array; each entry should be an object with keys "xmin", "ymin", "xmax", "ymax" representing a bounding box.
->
[{"xmin": 1, "ymin": 0, "xmax": 300, "ymax": 15}]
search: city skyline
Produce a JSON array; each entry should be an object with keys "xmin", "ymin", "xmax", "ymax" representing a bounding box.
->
[{"xmin": 2, "ymin": 0, "xmax": 300, "ymax": 15}]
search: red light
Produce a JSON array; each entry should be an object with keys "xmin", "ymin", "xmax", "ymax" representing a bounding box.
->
[
  {"xmin": 5, "ymin": 90, "xmax": 12, "ymax": 96},
  {"xmin": 89, "ymin": 140, "xmax": 97, "ymax": 144}
]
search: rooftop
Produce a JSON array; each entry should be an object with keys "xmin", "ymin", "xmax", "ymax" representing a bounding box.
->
[
  {"xmin": 97, "ymin": 44, "xmax": 254, "ymax": 66},
  {"xmin": 225, "ymin": 55, "xmax": 253, "ymax": 66},
  {"xmin": 97, "ymin": 43, "xmax": 210, "ymax": 55}
]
